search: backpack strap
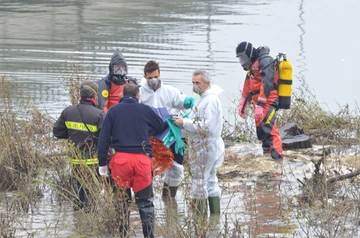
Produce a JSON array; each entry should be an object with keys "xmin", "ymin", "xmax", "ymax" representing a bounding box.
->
[
  {"xmin": 76, "ymin": 105, "xmax": 95, "ymax": 135},
  {"xmin": 241, "ymin": 90, "xmax": 260, "ymax": 113}
]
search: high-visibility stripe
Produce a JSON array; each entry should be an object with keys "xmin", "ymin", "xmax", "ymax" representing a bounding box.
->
[
  {"xmin": 266, "ymin": 109, "xmax": 275, "ymax": 124},
  {"xmin": 68, "ymin": 158, "xmax": 98, "ymax": 165},
  {"xmin": 65, "ymin": 121, "xmax": 98, "ymax": 132}
]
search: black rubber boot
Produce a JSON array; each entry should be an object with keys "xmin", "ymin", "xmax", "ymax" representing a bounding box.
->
[
  {"xmin": 162, "ymin": 182, "xmax": 178, "ymax": 199},
  {"xmin": 262, "ymin": 145, "xmax": 270, "ymax": 154},
  {"xmin": 136, "ymin": 184, "xmax": 155, "ymax": 238}
]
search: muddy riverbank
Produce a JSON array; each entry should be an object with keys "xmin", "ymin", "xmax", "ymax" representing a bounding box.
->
[{"xmin": 220, "ymin": 142, "xmax": 359, "ymax": 181}]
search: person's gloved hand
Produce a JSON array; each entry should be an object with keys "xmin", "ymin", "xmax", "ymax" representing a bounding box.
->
[
  {"xmin": 98, "ymin": 166, "xmax": 108, "ymax": 177},
  {"xmin": 184, "ymin": 96, "xmax": 196, "ymax": 109},
  {"xmin": 163, "ymin": 132, "xmax": 175, "ymax": 148},
  {"xmin": 238, "ymin": 98, "xmax": 246, "ymax": 119},
  {"xmin": 254, "ymin": 105, "xmax": 264, "ymax": 121}
]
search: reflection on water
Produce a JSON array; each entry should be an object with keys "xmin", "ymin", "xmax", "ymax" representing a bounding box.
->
[
  {"xmin": 297, "ymin": 0, "xmax": 306, "ymax": 81},
  {"xmin": 0, "ymin": 0, "xmax": 304, "ymax": 120},
  {"xmin": 1, "ymin": 1, "xmax": 360, "ymax": 114},
  {"xmin": 0, "ymin": 188, "xmax": 77, "ymax": 237}
]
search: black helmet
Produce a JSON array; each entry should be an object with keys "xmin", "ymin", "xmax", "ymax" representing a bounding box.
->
[{"xmin": 236, "ymin": 42, "xmax": 258, "ymax": 62}]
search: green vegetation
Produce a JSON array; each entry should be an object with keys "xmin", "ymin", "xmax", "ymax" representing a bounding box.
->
[{"xmin": 277, "ymin": 76, "xmax": 360, "ymax": 146}]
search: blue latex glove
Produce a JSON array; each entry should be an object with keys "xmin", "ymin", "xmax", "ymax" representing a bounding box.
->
[
  {"xmin": 184, "ymin": 96, "xmax": 196, "ymax": 109},
  {"xmin": 162, "ymin": 132, "xmax": 175, "ymax": 148},
  {"xmin": 162, "ymin": 112, "xmax": 191, "ymax": 155},
  {"xmin": 166, "ymin": 118, "xmax": 185, "ymax": 155}
]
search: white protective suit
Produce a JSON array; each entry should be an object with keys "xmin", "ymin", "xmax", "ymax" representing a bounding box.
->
[
  {"xmin": 139, "ymin": 78, "xmax": 186, "ymax": 187},
  {"xmin": 182, "ymin": 84, "xmax": 225, "ymax": 199},
  {"xmin": 140, "ymin": 78, "xmax": 186, "ymax": 111}
]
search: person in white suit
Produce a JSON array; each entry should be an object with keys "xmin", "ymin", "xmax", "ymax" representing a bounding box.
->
[
  {"xmin": 139, "ymin": 60, "xmax": 195, "ymax": 199},
  {"xmin": 173, "ymin": 69, "xmax": 225, "ymax": 215}
]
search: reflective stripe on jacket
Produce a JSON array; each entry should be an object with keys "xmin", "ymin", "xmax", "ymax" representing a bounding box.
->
[
  {"xmin": 53, "ymin": 100, "xmax": 105, "ymax": 158},
  {"xmin": 68, "ymin": 157, "xmax": 98, "ymax": 165}
]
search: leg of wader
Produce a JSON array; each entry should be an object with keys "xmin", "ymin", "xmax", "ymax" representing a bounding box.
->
[
  {"xmin": 114, "ymin": 187, "xmax": 131, "ymax": 237},
  {"xmin": 135, "ymin": 184, "xmax": 154, "ymax": 238},
  {"xmin": 259, "ymin": 106, "xmax": 283, "ymax": 159},
  {"xmin": 257, "ymin": 125, "xmax": 270, "ymax": 152},
  {"xmin": 262, "ymin": 145, "xmax": 270, "ymax": 154},
  {"xmin": 208, "ymin": 197, "xmax": 221, "ymax": 214}
]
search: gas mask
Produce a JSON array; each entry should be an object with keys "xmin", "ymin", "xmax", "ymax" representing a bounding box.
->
[
  {"xmin": 147, "ymin": 77, "xmax": 161, "ymax": 90},
  {"xmin": 237, "ymin": 53, "xmax": 251, "ymax": 71},
  {"xmin": 192, "ymin": 84, "xmax": 204, "ymax": 95},
  {"xmin": 110, "ymin": 68, "xmax": 128, "ymax": 85}
]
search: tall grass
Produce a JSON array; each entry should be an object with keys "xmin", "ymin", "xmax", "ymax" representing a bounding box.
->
[{"xmin": 0, "ymin": 76, "xmax": 54, "ymax": 203}]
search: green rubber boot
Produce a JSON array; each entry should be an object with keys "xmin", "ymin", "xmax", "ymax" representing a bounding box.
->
[
  {"xmin": 192, "ymin": 199, "xmax": 208, "ymax": 216},
  {"xmin": 208, "ymin": 196, "xmax": 220, "ymax": 214}
]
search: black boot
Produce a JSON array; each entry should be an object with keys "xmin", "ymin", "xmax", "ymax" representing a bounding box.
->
[
  {"xmin": 136, "ymin": 184, "xmax": 155, "ymax": 238},
  {"xmin": 162, "ymin": 182, "xmax": 178, "ymax": 199}
]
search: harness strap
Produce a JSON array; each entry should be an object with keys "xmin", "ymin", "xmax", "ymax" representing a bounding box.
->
[
  {"xmin": 278, "ymin": 79, "xmax": 293, "ymax": 85},
  {"xmin": 241, "ymin": 90, "xmax": 260, "ymax": 113}
]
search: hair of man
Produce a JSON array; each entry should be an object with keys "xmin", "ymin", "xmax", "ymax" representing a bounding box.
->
[
  {"xmin": 123, "ymin": 82, "xmax": 139, "ymax": 97},
  {"xmin": 80, "ymin": 80, "xmax": 98, "ymax": 98},
  {"xmin": 144, "ymin": 60, "xmax": 160, "ymax": 75},
  {"xmin": 193, "ymin": 69, "xmax": 211, "ymax": 83}
]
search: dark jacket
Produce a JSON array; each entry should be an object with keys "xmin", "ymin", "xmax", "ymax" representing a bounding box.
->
[
  {"xmin": 53, "ymin": 100, "xmax": 105, "ymax": 158},
  {"xmin": 97, "ymin": 96, "xmax": 165, "ymax": 166}
]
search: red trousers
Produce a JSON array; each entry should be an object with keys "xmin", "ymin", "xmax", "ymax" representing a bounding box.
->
[{"xmin": 109, "ymin": 152, "xmax": 152, "ymax": 192}]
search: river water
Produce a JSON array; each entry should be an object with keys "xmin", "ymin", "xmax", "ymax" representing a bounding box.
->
[
  {"xmin": 1, "ymin": 0, "xmax": 360, "ymax": 237},
  {"xmin": 1, "ymin": 0, "xmax": 360, "ymax": 119}
]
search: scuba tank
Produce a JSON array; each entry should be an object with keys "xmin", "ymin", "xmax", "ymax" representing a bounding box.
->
[{"xmin": 277, "ymin": 53, "xmax": 292, "ymax": 109}]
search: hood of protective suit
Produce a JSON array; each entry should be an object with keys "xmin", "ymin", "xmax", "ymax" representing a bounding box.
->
[
  {"xmin": 201, "ymin": 84, "xmax": 223, "ymax": 97},
  {"xmin": 108, "ymin": 52, "xmax": 128, "ymax": 74},
  {"xmin": 256, "ymin": 46, "xmax": 270, "ymax": 60}
]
